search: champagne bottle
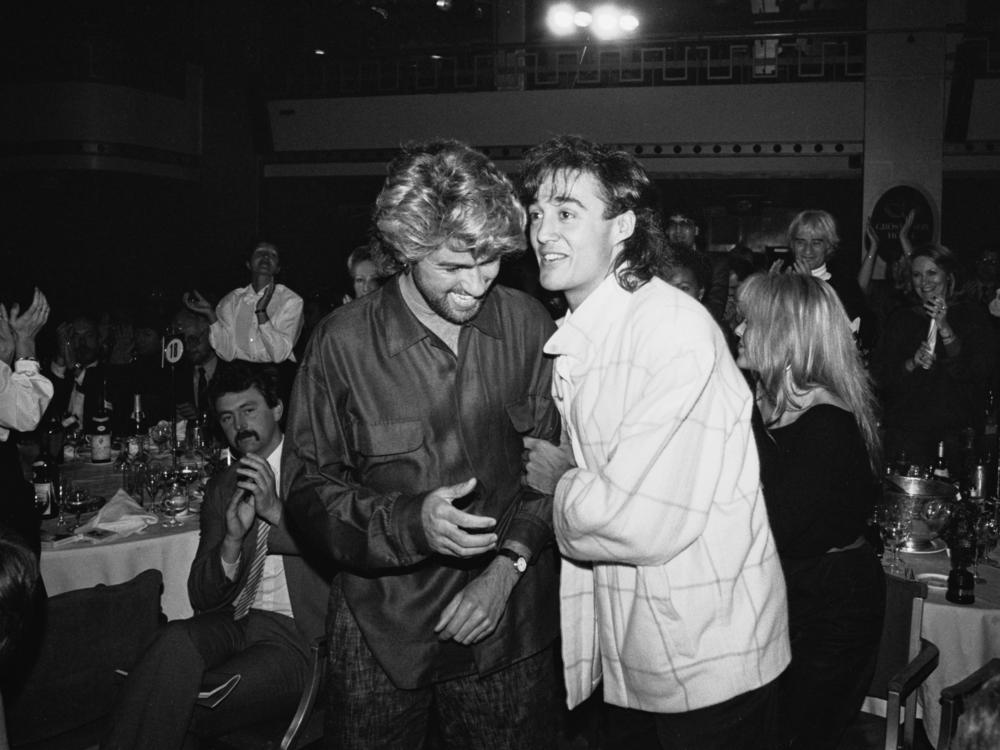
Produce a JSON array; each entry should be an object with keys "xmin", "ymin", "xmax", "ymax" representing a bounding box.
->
[
  {"xmin": 129, "ymin": 394, "xmax": 147, "ymax": 436},
  {"xmin": 32, "ymin": 444, "xmax": 59, "ymax": 519},
  {"xmin": 89, "ymin": 378, "xmax": 112, "ymax": 464},
  {"xmin": 933, "ymin": 440, "xmax": 950, "ymax": 481}
]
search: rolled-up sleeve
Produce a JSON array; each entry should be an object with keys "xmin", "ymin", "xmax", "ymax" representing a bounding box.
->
[{"xmin": 0, "ymin": 359, "xmax": 54, "ymax": 438}]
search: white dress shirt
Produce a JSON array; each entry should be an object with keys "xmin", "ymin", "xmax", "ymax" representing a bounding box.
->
[
  {"xmin": 0, "ymin": 358, "xmax": 54, "ymax": 441},
  {"xmin": 210, "ymin": 283, "xmax": 303, "ymax": 363},
  {"xmin": 221, "ymin": 438, "xmax": 293, "ymax": 619}
]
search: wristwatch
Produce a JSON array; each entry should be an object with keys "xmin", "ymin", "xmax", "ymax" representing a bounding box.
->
[{"xmin": 496, "ymin": 547, "xmax": 528, "ymax": 574}]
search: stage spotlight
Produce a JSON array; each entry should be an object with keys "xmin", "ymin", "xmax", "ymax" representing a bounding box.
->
[
  {"xmin": 619, "ymin": 12, "xmax": 639, "ymax": 32},
  {"xmin": 573, "ymin": 10, "xmax": 592, "ymax": 27},
  {"xmin": 546, "ymin": 2, "xmax": 576, "ymax": 35},
  {"xmin": 436, "ymin": 0, "xmax": 452, "ymax": 9},
  {"xmin": 591, "ymin": 5, "xmax": 620, "ymax": 39}
]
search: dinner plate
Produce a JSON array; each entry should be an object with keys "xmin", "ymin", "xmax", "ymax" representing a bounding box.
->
[
  {"xmin": 916, "ymin": 573, "xmax": 948, "ymax": 590},
  {"xmin": 902, "ymin": 538, "xmax": 948, "ymax": 554}
]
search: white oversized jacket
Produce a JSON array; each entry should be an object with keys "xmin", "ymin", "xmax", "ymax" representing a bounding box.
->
[{"xmin": 549, "ymin": 274, "xmax": 790, "ymax": 713}]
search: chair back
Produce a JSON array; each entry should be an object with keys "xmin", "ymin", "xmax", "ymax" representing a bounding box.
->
[
  {"xmin": 868, "ymin": 573, "xmax": 927, "ymax": 700},
  {"xmin": 938, "ymin": 657, "xmax": 1000, "ymax": 750}
]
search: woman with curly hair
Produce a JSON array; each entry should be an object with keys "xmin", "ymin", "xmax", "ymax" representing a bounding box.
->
[{"xmin": 872, "ymin": 243, "xmax": 996, "ymax": 473}]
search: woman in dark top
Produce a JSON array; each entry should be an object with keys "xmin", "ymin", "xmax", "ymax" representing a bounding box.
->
[
  {"xmin": 737, "ymin": 272, "xmax": 885, "ymax": 750},
  {"xmin": 872, "ymin": 243, "xmax": 996, "ymax": 473}
]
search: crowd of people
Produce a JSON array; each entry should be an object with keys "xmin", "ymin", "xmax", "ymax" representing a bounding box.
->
[{"xmin": 2, "ymin": 134, "xmax": 1000, "ymax": 750}]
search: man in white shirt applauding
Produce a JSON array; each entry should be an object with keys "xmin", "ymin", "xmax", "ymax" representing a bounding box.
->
[{"xmin": 185, "ymin": 241, "xmax": 303, "ymax": 364}]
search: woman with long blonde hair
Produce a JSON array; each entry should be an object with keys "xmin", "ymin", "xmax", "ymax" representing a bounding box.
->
[{"xmin": 737, "ymin": 272, "xmax": 885, "ymax": 750}]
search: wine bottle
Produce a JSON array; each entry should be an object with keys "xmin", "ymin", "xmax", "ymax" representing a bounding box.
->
[
  {"xmin": 933, "ymin": 440, "xmax": 950, "ymax": 481},
  {"xmin": 89, "ymin": 379, "xmax": 112, "ymax": 464},
  {"xmin": 32, "ymin": 444, "xmax": 59, "ymax": 519}
]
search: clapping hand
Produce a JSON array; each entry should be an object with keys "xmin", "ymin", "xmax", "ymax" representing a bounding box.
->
[
  {"xmin": 255, "ymin": 283, "xmax": 275, "ymax": 321},
  {"xmin": 912, "ymin": 341, "xmax": 936, "ymax": 370},
  {"xmin": 0, "ymin": 306, "xmax": 14, "ymax": 365},
  {"xmin": 923, "ymin": 295, "xmax": 951, "ymax": 332},
  {"xmin": 184, "ymin": 290, "xmax": 215, "ymax": 319}
]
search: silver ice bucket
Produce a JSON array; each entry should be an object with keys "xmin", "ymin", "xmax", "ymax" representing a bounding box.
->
[{"xmin": 883, "ymin": 475, "xmax": 955, "ymax": 552}]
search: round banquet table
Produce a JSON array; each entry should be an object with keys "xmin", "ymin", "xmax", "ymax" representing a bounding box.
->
[
  {"xmin": 890, "ymin": 547, "xmax": 1000, "ymax": 748},
  {"xmin": 39, "ymin": 514, "xmax": 200, "ymax": 621},
  {"xmin": 40, "ymin": 457, "xmax": 203, "ymax": 621}
]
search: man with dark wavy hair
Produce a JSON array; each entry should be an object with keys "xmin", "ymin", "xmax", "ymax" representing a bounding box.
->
[
  {"xmin": 521, "ymin": 135, "xmax": 790, "ymax": 750},
  {"xmin": 284, "ymin": 140, "xmax": 561, "ymax": 749}
]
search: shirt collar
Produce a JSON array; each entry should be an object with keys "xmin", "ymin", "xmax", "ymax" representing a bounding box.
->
[
  {"xmin": 238, "ymin": 283, "xmax": 274, "ymax": 303},
  {"xmin": 544, "ymin": 273, "xmax": 631, "ymax": 358},
  {"xmin": 379, "ymin": 274, "xmax": 504, "ymax": 358},
  {"xmin": 810, "ymin": 264, "xmax": 832, "ymax": 282}
]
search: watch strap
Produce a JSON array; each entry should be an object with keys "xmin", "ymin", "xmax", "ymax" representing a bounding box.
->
[{"xmin": 496, "ymin": 547, "xmax": 528, "ymax": 574}]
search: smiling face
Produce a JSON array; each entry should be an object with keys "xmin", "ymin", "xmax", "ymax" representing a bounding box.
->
[
  {"xmin": 790, "ymin": 227, "xmax": 832, "ymax": 272},
  {"xmin": 528, "ymin": 170, "xmax": 635, "ymax": 311},
  {"xmin": 215, "ymin": 386, "xmax": 283, "ymax": 458},
  {"xmin": 410, "ymin": 244, "xmax": 500, "ymax": 325},
  {"xmin": 351, "ymin": 258, "xmax": 380, "ymax": 299},
  {"xmin": 911, "ymin": 255, "xmax": 950, "ymax": 304}
]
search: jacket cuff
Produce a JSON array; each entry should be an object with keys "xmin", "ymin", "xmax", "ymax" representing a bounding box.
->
[
  {"xmin": 392, "ymin": 491, "xmax": 431, "ymax": 557},
  {"xmin": 502, "ymin": 490, "xmax": 554, "ymax": 555}
]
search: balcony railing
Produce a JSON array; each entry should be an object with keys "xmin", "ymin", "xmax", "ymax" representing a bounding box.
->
[{"xmin": 262, "ymin": 33, "xmax": 867, "ymax": 99}]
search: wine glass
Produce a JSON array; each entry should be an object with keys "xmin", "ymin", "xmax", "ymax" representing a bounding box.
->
[
  {"xmin": 161, "ymin": 482, "xmax": 188, "ymax": 527},
  {"xmin": 63, "ymin": 489, "xmax": 93, "ymax": 530},
  {"xmin": 57, "ymin": 478, "xmax": 72, "ymax": 528},
  {"xmin": 877, "ymin": 501, "xmax": 907, "ymax": 576},
  {"xmin": 973, "ymin": 512, "xmax": 999, "ymax": 582}
]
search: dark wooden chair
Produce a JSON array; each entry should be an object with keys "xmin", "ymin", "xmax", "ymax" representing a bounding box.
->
[
  {"xmin": 208, "ymin": 636, "xmax": 327, "ymax": 750},
  {"xmin": 937, "ymin": 657, "xmax": 1000, "ymax": 750},
  {"xmin": 838, "ymin": 572, "xmax": 940, "ymax": 750},
  {"xmin": 4, "ymin": 569, "xmax": 163, "ymax": 750}
]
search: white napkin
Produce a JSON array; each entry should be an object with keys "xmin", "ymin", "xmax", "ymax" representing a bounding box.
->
[
  {"xmin": 926, "ymin": 318, "xmax": 938, "ymax": 349},
  {"xmin": 75, "ymin": 490, "xmax": 159, "ymax": 538}
]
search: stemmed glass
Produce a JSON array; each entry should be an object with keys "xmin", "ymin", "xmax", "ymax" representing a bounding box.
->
[
  {"xmin": 57, "ymin": 478, "xmax": 72, "ymax": 528},
  {"xmin": 63, "ymin": 489, "xmax": 93, "ymax": 530},
  {"xmin": 161, "ymin": 482, "xmax": 189, "ymax": 527},
  {"xmin": 973, "ymin": 512, "xmax": 999, "ymax": 583},
  {"xmin": 876, "ymin": 501, "xmax": 907, "ymax": 576}
]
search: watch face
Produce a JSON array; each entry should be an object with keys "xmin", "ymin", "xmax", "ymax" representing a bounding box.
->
[{"xmin": 514, "ymin": 557, "xmax": 527, "ymax": 574}]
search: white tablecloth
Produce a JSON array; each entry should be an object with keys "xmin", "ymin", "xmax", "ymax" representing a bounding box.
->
[
  {"xmin": 40, "ymin": 516, "xmax": 200, "ymax": 621},
  {"xmin": 896, "ymin": 548, "xmax": 1000, "ymax": 747}
]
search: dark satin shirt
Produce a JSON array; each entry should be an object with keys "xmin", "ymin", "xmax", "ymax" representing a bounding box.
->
[{"xmin": 283, "ymin": 276, "xmax": 560, "ymax": 689}]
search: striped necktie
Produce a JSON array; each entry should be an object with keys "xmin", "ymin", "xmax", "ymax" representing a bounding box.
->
[{"xmin": 232, "ymin": 520, "xmax": 270, "ymax": 620}]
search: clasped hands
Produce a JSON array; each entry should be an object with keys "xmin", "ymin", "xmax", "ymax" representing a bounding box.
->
[
  {"xmin": 0, "ymin": 288, "xmax": 49, "ymax": 365},
  {"xmin": 222, "ymin": 454, "xmax": 281, "ymax": 563}
]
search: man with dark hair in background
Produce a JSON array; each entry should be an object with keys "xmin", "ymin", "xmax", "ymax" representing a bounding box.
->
[
  {"xmin": 103, "ymin": 362, "xmax": 328, "ymax": 750},
  {"xmin": 284, "ymin": 140, "xmax": 560, "ymax": 749}
]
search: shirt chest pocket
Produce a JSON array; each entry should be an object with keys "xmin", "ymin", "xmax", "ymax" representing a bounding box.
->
[{"xmin": 351, "ymin": 419, "xmax": 426, "ymax": 489}]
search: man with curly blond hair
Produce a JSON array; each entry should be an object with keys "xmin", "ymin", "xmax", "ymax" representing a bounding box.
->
[{"xmin": 283, "ymin": 140, "xmax": 561, "ymax": 749}]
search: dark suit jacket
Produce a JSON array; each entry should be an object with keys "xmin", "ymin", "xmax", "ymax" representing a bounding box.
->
[
  {"xmin": 47, "ymin": 361, "xmax": 115, "ymax": 426},
  {"xmin": 187, "ymin": 459, "xmax": 328, "ymax": 643}
]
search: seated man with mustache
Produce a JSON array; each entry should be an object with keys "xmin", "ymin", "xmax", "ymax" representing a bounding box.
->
[{"xmin": 102, "ymin": 362, "xmax": 328, "ymax": 750}]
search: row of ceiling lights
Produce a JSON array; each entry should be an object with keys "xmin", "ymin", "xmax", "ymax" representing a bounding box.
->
[{"xmin": 546, "ymin": 3, "xmax": 640, "ymax": 39}]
